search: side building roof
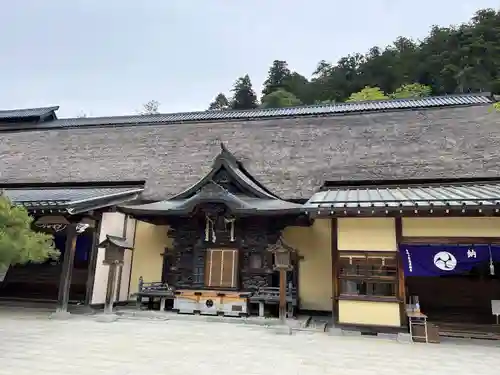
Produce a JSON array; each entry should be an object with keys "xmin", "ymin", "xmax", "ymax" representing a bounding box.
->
[{"xmin": 0, "ymin": 93, "xmax": 498, "ymax": 200}]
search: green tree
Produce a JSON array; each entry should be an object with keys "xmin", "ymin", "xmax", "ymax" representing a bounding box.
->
[
  {"xmin": 0, "ymin": 194, "xmax": 58, "ymax": 269},
  {"xmin": 208, "ymin": 93, "xmax": 230, "ymax": 110},
  {"xmin": 261, "ymin": 89, "xmax": 302, "ymax": 108},
  {"xmin": 283, "ymin": 72, "xmax": 313, "ymax": 104},
  {"xmin": 346, "ymin": 86, "xmax": 389, "ymax": 102},
  {"xmin": 262, "ymin": 60, "xmax": 292, "ymax": 96},
  {"xmin": 230, "ymin": 75, "xmax": 258, "ymax": 110},
  {"xmin": 391, "ymin": 83, "xmax": 432, "ymax": 99},
  {"xmin": 211, "ymin": 8, "xmax": 500, "ymax": 107}
]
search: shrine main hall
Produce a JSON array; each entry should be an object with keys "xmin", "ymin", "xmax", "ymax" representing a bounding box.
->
[{"xmin": 1, "ymin": 93, "xmax": 500, "ymax": 336}]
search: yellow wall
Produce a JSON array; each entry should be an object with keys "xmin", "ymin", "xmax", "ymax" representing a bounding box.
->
[
  {"xmin": 128, "ymin": 221, "xmax": 172, "ymax": 296},
  {"xmin": 282, "ymin": 219, "xmax": 332, "ymax": 311},
  {"xmin": 338, "ymin": 218, "xmax": 396, "ymax": 251},
  {"xmin": 92, "ymin": 212, "xmax": 133, "ymax": 304},
  {"xmin": 403, "ymin": 217, "xmax": 500, "ymax": 237},
  {"xmin": 338, "ymin": 300, "xmax": 401, "ymax": 326}
]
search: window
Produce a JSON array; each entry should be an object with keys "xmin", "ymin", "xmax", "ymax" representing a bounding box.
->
[
  {"xmin": 193, "ymin": 265, "xmax": 204, "ymax": 284},
  {"xmin": 338, "ymin": 253, "xmax": 397, "ymax": 297},
  {"xmin": 249, "ymin": 254, "xmax": 263, "ymax": 269},
  {"xmin": 205, "ymin": 249, "xmax": 238, "ymax": 288}
]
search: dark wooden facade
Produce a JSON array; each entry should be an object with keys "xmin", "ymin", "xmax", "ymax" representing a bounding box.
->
[{"xmin": 162, "ymin": 213, "xmax": 300, "ymax": 292}]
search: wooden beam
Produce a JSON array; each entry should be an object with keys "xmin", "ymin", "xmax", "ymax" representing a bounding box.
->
[
  {"xmin": 401, "ymin": 236, "xmax": 500, "ymax": 244},
  {"xmin": 331, "ymin": 218, "xmax": 339, "ymax": 324},
  {"xmin": 308, "ymin": 207, "xmax": 500, "ymax": 218}
]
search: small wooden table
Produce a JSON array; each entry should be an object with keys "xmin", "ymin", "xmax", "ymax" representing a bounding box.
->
[{"xmin": 407, "ymin": 311, "xmax": 428, "ymax": 343}]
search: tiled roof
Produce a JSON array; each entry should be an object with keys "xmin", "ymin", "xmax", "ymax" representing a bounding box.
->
[
  {"xmin": 0, "ymin": 106, "xmax": 59, "ymax": 120},
  {"xmin": 1, "ymin": 94, "xmax": 494, "ymax": 131},
  {"xmin": 1, "ymin": 185, "xmax": 144, "ymax": 212},
  {"xmin": 304, "ymin": 181, "xmax": 500, "ymax": 215}
]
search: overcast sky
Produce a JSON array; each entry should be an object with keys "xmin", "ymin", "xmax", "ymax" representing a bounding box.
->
[{"xmin": 0, "ymin": 1, "xmax": 497, "ymax": 117}]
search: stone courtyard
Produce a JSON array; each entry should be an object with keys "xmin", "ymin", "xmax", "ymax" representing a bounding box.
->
[{"xmin": 0, "ymin": 311, "xmax": 499, "ymax": 375}]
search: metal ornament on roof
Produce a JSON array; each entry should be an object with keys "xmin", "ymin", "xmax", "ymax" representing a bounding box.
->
[
  {"xmin": 76, "ymin": 223, "xmax": 90, "ymax": 234},
  {"xmin": 34, "ymin": 215, "xmax": 70, "ymax": 233},
  {"xmin": 35, "ymin": 223, "xmax": 67, "ymax": 232}
]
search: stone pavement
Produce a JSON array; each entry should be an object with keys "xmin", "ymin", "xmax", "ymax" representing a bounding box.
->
[{"xmin": 0, "ymin": 311, "xmax": 499, "ymax": 375}]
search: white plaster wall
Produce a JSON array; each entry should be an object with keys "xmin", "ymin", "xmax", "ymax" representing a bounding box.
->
[
  {"xmin": 91, "ymin": 248, "xmax": 108, "ymax": 305},
  {"xmin": 118, "ymin": 217, "xmax": 136, "ymax": 301},
  {"xmin": 91, "ymin": 212, "xmax": 135, "ymax": 304},
  {"xmin": 119, "ymin": 249, "xmax": 133, "ymax": 301},
  {"xmin": 125, "ymin": 217, "xmax": 136, "ymax": 246}
]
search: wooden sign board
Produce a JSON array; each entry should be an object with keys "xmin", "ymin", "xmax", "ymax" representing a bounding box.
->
[{"xmin": 491, "ymin": 300, "xmax": 500, "ymax": 316}]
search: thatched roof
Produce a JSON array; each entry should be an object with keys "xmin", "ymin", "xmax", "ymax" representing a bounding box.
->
[{"xmin": 0, "ymin": 94, "xmax": 498, "ymax": 200}]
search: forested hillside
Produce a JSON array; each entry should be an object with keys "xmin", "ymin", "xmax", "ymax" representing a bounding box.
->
[{"xmin": 208, "ymin": 8, "xmax": 500, "ymax": 110}]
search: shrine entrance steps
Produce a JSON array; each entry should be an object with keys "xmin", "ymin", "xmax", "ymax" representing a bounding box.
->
[{"xmin": 436, "ymin": 322, "xmax": 500, "ymax": 340}]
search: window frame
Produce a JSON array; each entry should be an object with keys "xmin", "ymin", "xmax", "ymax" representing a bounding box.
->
[{"xmin": 337, "ymin": 251, "xmax": 399, "ymax": 300}]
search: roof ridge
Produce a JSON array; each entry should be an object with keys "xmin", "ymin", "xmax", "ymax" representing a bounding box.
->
[
  {"xmin": 60, "ymin": 92, "xmax": 492, "ymax": 121},
  {"xmin": 0, "ymin": 93, "xmax": 494, "ymax": 132},
  {"xmin": 0, "ymin": 105, "xmax": 59, "ymax": 114}
]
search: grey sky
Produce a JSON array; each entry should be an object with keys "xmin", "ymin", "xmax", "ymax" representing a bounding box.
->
[{"xmin": 0, "ymin": 1, "xmax": 497, "ymax": 117}]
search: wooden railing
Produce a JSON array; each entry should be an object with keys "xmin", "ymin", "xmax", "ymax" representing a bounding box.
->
[{"xmin": 249, "ymin": 286, "xmax": 298, "ymax": 305}]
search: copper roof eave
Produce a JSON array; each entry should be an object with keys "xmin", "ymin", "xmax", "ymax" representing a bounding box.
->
[
  {"xmin": 118, "ymin": 183, "xmax": 305, "ymax": 216},
  {"xmin": 67, "ymin": 190, "xmax": 144, "ymax": 215},
  {"xmin": 305, "ymin": 203, "xmax": 500, "ymax": 217},
  {"xmin": 169, "ymin": 144, "xmax": 279, "ymax": 201},
  {"xmin": 118, "ymin": 200, "xmax": 304, "ymax": 217},
  {"xmin": 10, "ymin": 187, "xmax": 144, "ymax": 215},
  {"xmin": 304, "ymin": 181, "xmax": 500, "ymax": 217}
]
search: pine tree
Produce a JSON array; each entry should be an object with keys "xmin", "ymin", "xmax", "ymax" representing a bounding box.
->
[
  {"xmin": 230, "ymin": 75, "xmax": 258, "ymax": 110},
  {"xmin": 0, "ymin": 194, "xmax": 58, "ymax": 269},
  {"xmin": 262, "ymin": 60, "xmax": 292, "ymax": 96},
  {"xmin": 208, "ymin": 93, "xmax": 230, "ymax": 110}
]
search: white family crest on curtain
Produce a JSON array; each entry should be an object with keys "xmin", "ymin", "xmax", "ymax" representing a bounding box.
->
[
  {"xmin": 433, "ymin": 251, "xmax": 457, "ymax": 271},
  {"xmin": 401, "ymin": 245, "xmax": 500, "ymax": 276},
  {"xmin": 467, "ymin": 248, "xmax": 477, "ymax": 258}
]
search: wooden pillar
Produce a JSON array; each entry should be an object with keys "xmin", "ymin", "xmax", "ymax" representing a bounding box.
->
[
  {"xmin": 56, "ymin": 223, "xmax": 78, "ymax": 314},
  {"xmin": 84, "ymin": 221, "xmax": 101, "ymax": 306},
  {"xmin": 395, "ymin": 217, "xmax": 407, "ymax": 327},
  {"xmin": 279, "ymin": 268, "xmax": 287, "ymax": 323},
  {"xmin": 331, "ymin": 218, "xmax": 339, "ymax": 324},
  {"xmin": 104, "ymin": 262, "xmax": 119, "ymax": 314},
  {"xmin": 115, "ymin": 264, "xmax": 124, "ymax": 302}
]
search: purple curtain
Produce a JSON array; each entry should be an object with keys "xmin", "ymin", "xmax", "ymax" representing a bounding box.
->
[
  {"xmin": 400, "ymin": 244, "xmax": 500, "ymax": 276},
  {"xmin": 53, "ymin": 232, "xmax": 91, "ymax": 262}
]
